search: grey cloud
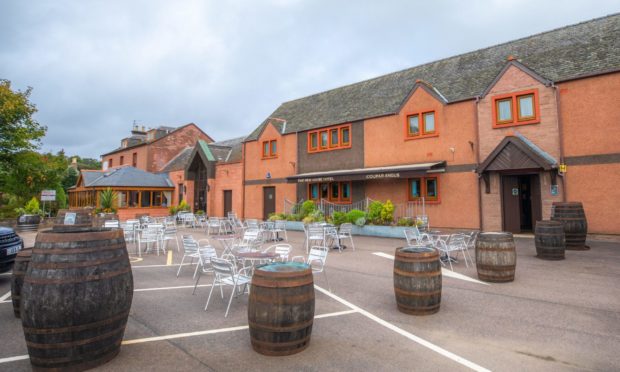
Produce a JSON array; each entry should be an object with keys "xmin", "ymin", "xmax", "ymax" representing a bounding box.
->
[{"xmin": 1, "ymin": 0, "xmax": 618, "ymax": 158}]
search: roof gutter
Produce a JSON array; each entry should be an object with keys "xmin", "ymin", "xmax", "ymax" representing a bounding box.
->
[
  {"xmin": 552, "ymin": 82, "xmax": 567, "ymax": 202},
  {"xmin": 474, "ymin": 95, "xmax": 483, "ymax": 231}
]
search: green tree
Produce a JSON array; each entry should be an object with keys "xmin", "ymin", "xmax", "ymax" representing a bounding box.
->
[
  {"xmin": 0, "ymin": 80, "xmax": 47, "ymax": 168},
  {"xmin": 62, "ymin": 167, "xmax": 79, "ymax": 191},
  {"xmin": 2, "ymin": 151, "xmax": 68, "ymax": 202}
]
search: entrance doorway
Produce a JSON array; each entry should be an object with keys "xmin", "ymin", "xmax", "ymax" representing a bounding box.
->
[
  {"xmin": 194, "ymin": 165, "xmax": 208, "ymax": 212},
  {"xmin": 501, "ymin": 174, "xmax": 542, "ymax": 233},
  {"xmin": 223, "ymin": 190, "xmax": 232, "ymax": 217},
  {"xmin": 263, "ymin": 187, "xmax": 276, "ymax": 220}
]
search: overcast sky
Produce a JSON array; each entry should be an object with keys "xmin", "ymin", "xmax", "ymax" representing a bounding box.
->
[{"xmin": 1, "ymin": 1, "xmax": 618, "ymax": 159}]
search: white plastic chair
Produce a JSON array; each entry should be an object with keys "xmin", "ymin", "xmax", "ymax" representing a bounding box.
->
[
  {"xmin": 207, "ymin": 217, "xmax": 223, "ymax": 235},
  {"xmin": 306, "ymin": 226, "xmax": 325, "ymax": 253},
  {"xmin": 139, "ymin": 227, "xmax": 163, "ymax": 256},
  {"xmin": 162, "ymin": 223, "xmax": 180, "ymax": 252},
  {"xmin": 204, "ymin": 257, "xmax": 252, "ymax": 317},
  {"xmin": 177, "ymin": 238, "xmax": 200, "ymax": 277},
  {"xmin": 192, "ymin": 246, "xmax": 219, "ymax": 294}
]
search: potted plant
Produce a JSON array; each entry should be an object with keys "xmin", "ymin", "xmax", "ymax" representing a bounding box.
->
[
  {"xmin": 94, "ymin": 188, "xmax": 119, "ymax": 226},
  {"xmin": 15, "ymin": 197, "xmax": 44, "ymax": 231}
]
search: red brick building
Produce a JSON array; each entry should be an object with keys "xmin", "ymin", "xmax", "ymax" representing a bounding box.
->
[{"xmin": 242, "ymin": 14, "xmax": 620, "ymax": 234}]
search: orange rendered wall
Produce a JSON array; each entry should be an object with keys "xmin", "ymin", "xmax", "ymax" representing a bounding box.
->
[
  {"xmin": 210, "ymin": 162, "xmax": 244, "ymax": 217},
  {"xmin": 363, "ymin": 86, "xmax": 479, "ymax": 229},
  {"xmin": 558, "ymin": 72, "xmax": 620, "ymax": 157},
  {"xmin": 244, "ymin": 123, "xmax": 298, "ymax": 219},
  {"xmin": 364, "ymin": 87, "xmax": 478, "ymax": 168},
  {"xmin": 244, "ymin": 183, "xmax": 297, "ymax": 220},
  {"xmin": 364, "ymin": 172, "xmax": 479, "ymax": 229},
  {"xmin": 563, "ymin": 164, "xmax": 620, "ymax": 234}
]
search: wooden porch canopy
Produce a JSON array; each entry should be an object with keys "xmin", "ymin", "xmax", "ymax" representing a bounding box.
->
[
  {"xmin": 476, "ymin": 134, "xmax": 558, "ymax": 192},
  {"xmin": 287, "ymin": 161, "xmax": 446, "ymax": 183}
]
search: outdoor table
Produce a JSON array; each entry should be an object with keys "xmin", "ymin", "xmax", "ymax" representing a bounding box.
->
[
  {"xmin": 212, "ymin": 235, "xmax": 236, "ymax": 255},
  {"xmin": 427, "ymin": 231, "xmax": 458, "ymax": 263},
  {"xmin": 236, "ymin": 251, "xmax": 279, "ymax": 275}
]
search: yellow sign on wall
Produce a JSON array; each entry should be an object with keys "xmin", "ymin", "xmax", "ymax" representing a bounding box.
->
[{"xmin": 559, "ymin": 164, "xmax": 567, "ymax": 173}]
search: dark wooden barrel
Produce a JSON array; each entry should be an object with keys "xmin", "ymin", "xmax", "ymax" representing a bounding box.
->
[
  {"xmin": 54, "ymin": 209, "xmax": 94, "ymax": 232},
  {"xmin": 248, "ymin": 262, "xmax": 314, "ymax": 356},
  {"xmin": 21, "ymin": 228, "xmax": 133, "ymax": 371},
  {"xmin": 10, "ymin": 248, "xmax": 32, "ymax": 318},
  {"xmin": 394, "ymin": 246, "xmax": 442, "ymax": 315},
  {"xmin": 475, "ymin": 232, "xmax": 516, "ymax": 283},
  {"xmin": 551, "ymin": 202, "xmax": 588, "ymax": 250},
  {"xmin": 17, "ymin": 215, "xmax": 41, "ymax": 232},
  {"xmin": 535, "ymin": 220, "xmax": 566, "ymax": 260}
]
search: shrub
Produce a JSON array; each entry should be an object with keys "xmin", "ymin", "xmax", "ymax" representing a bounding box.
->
[
  {"xmin": 380, "ymin": 200, "xmax": 395, "ymax": 225},
  {"xmin": 286, "ymin": 213, "xmax": 301, "ymax": 221},
  {"xmin": 346, "ymin": 209, "xmax": 366, "ymax": 224},
  {"xmin": 302, "ymin": 216, "xmax": 314, "ymax": 224},
  {"xmin": 168, "ymin": 205, "xmax": 178, "ymax": 215},
  {"xmin": 178, "ymin": 200, "xmax": 190, "ymax": 212},
  {"xmin": 367, "ymin": 200, "xmax": 384, "ymax": 224},
  {"xmin": 15, "ymin": 197, "xmax": 43, "ymax": 216},
  {"xmin": 300, "ymin": 200, "xmax": 316, "ymax": 218},
  {"xmin": 268, "ymin": 213, "xmax": 285, "ymax": 221},
  {"xmin": 331, "ymin": 211, "xmax": 347, "ymax": 226},
  {"xmin": 397, "ymin": 217, "xmax": 414, "ymax": 227},
  {"xmin": 195, "ymin": 210, "xmax": 205, "ymax": 216},
  {"xmin": 354, "ymin": 217, "xmax": 366, "ymax": 227},
  {"xmin": 99, "ymin": 188, "xmax": 117, "ymax": 213}
]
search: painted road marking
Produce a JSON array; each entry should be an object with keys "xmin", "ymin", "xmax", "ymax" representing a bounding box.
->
[
  {"xmin": 129, "ymin": 257, "xmax": 144, "ymax": 263},
  {"xmin": 0, "ymin": 309, "xmax": 359, "ymax": 363},
  {"xmin": 314, "ymin": 285, "xmax": 492, "ymax": 372},
  {"xmin": 373, "ymin": 252, "xmax": 489, "ymax": 286},
  {"xmin": 132, "ymin": 263, "xmax": 195, "ymax": 269},
  {"xmin": 166, "ymin": 251, "xmax": 173, "ymax": 266},
  {"xmin": 0, "ymin": 291, "xmax": 11, "ymax": 302},
  {"xmin": 0, "ymin": 284, "xmax": 215, "ymax": 304}
]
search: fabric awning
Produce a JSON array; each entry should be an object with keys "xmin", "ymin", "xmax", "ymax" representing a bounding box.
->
[{"xmin": 287, "ymin": 161, "xmax": 446, "ymax": 183}]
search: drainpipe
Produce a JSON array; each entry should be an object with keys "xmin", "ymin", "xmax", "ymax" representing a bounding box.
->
[
  {"xmin": 552, "ymin": 83, "xmax": 567, "ymax": 202},
  {"xmin": 474, "ymin": 96, "xmax": 483, "ymax": 231}
]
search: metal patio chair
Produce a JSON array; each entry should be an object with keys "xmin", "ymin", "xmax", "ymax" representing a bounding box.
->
[{"xmin": 204, "ymin": 257, "xmax": 252, "ymax": 317}]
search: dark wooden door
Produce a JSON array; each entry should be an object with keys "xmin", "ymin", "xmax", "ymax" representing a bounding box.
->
[
  {"xmin": 501, "ymin": 175, "xmax": 521, "ymax": 233},
  {"xmin": 194, "ymin": 165, "xmax": 208, "ymax": 212},
  {"xmin": 530, "ymin": 174, "xmax": 542, "ymax": 230},
  {"xmin": 263, "ymin": 187, "xmax": 276, "ymax": 220},
  {"xmin": 223, "ymin": 190, "xmax": 232, "ymax": 217}
]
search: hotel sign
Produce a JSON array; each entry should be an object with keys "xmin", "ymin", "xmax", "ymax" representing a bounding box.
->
[
  {"xmin": 365, "ymin": 173, "xmax": 400, "ymax": 179},
  {"xmin": 293, "ymin": 170, "xmax": 430, "ymax": 183}
]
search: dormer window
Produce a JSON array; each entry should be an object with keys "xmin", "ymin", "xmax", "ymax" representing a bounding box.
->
[
  {"xmin": 492, "ymin": 89, "xmax": 539, "ymax": 128},
  {"xmin": 262, "ymin": 140, "xmax": 277, "ymax": 159},
  {"xmin": 405, "ymin": 110, "xmax": 437, "ymax": 139}
]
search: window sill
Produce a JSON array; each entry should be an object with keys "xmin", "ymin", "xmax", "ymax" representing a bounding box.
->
[
  {"xmin": 308, "ymin": 145, "xmax": 352, "ymax": 154},
  {"xmin": 261, "ymin": 156, "xmax": 278, "ymax": 160},
  {"xmin": 404, "ymin": 133, "xmax": 439, "ymax": 141},
  {"xmin": 408, "ymin": 199, "xmax": 441, "ymax": 204},
  {"xmin": 492, "ymin": 119, "xmax": 539, "ymax": 129}
]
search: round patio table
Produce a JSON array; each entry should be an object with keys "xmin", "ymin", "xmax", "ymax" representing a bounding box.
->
[{"xmin": 236, "ymin": 251, "xmax": 279, "ymax": 275}]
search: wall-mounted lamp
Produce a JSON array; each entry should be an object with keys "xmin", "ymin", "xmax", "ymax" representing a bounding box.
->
[
  {"xmin": 289, "ymin": 161, "xmax": 296, "ymax": 168},
  {"xmin": 468, "ymin": 141, "xmax": 475, "ymax": 151},
  {"xmin": 266, "ymin": 172, "xmax": 272, "ymax": 179}
]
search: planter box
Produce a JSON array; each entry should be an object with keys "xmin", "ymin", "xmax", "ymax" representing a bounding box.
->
[{"xmin": 284, "ymin": 221, "xmax": 408, "ymax": 239}]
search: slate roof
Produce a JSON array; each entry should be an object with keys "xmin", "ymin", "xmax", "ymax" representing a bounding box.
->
[
  {"xmin": 160, "ymin": 147, "xmax": 194, "ymax": 172},
  {"xmin": 80, "ymin": 167, "xmax": 174, "ymax": 188},
  {"xmin": 246, "ymin": 13, "xmax": 620, "ymax": 141},
  {"xmin": 210, "ymin": 136, "xmax": 245, "ymax": 163}
]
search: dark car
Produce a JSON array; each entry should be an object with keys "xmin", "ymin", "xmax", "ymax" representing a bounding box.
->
[{"xmin": 0, "ymin": 227, "xmax": 24, "ymax": 273}]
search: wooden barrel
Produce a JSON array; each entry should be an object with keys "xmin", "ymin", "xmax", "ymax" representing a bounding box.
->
[
  {"xmin": 393, "ymin": 246, "xmax": 442, "ymax": 315},
  {"xmin": 11, "ymin": 248, "xmax": 32, "ymax": 318},
  {"xmin": 17, "ymin": 215, "xmax": 41, "ymax": 232},
  {"xmin": 54, "ymin": 209, "xmax": 94, "ymax": 232},
  {"xmin": 475, "ymin": 232, "xmax": 516, "ymax": 283},
  {"xmin": 534, "ymin": 221, "xmax": 566, "ymax": 260},
  {"xmin": 21, "ymin": 228, "xmax": 133, "ymax": 371},
  {"xmin": 248, "ymin": 262, "xmax": 314, "ymax": 356},
  {"xmin": 551, "ymin": 202, "xmax": 588, "ymax": 250}
]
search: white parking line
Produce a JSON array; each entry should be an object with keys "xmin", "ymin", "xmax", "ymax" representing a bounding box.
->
[
  {"xmin": 314, "ymin": 285, "xmax": 491, "ymax": 372},
  {"xmin": 0, "ymin": 291, "xmax": 11, "ymax": 302},
  {"xmin": 132, "ymin": 263, "xmax": 195, "ymax": 269},
  {"xmin": 0, "ymin": 309, "xmax": 359, "ymax": 363},
  {"xmin": 372, "ymin": 252, "xmax": 489, "ymax": 285}
]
